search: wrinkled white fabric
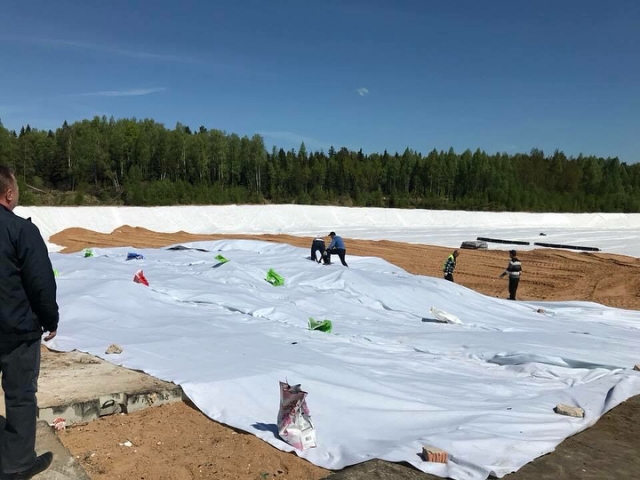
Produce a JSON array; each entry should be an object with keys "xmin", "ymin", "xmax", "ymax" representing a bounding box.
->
[
  {"xmin": 48, "ymin": 241, "xmax": 640, "ymax": 479},
  {"xmin": 15, "ymin": 205, "xmax": 640, "ymax": 257}
]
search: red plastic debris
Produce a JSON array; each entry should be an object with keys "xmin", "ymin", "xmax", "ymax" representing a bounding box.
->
[{"xmin": 133, "ymin": 269, "xmax": 149, "ymax": 286}]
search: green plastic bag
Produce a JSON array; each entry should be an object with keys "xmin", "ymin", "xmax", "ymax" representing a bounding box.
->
[
  {"xmin": 83, "ymin": 249, "xmax": 94, "ymax": 258},
  {"xmin": 265, "ymin": 268, "xmax": 285, "ymax": 286},
  {"xmin": 214, "ymin": 254, "xmax": 229, "ymax": 263},
  {"xmin": 308, "ymin": 317, "xmax": 333, "ymax": 333}
]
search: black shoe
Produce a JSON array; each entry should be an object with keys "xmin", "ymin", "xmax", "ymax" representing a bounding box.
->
[{"xmin": 1, "ymin": 452, "xmax": 53, "ymax": 479}]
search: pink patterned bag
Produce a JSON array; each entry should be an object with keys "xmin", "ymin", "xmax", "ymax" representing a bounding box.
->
[{"xmin": 277, "ymin": 381, "xmax": 317, "ymax": 450}]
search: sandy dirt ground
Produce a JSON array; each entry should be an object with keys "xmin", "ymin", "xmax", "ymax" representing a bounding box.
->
[
  {"xmin": 50, "ymin": 226, "xmax": 640, "ymax": 479},
  {"xmin": 60, "ymin": 401, "xmax": 328, "ymax": 480}
]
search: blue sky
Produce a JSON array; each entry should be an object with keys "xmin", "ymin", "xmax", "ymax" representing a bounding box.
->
[{"xmin": 0, "ymin": 0, "xmax": 638, "ymax": 161}]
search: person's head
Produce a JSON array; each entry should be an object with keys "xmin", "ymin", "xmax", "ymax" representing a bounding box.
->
[
  {"xmin": 329, "ymin": 231, "xmax": 336, "ymax": 238},
  {"xmin": 509, "ymin": 249, "xmax": 517, "ymax": 257},
  {"xmin": 0, "ymin": 165, "xmax": 19, "ymax": 211},
  {"xmin": 453, "ymin": 250, "xmax": 459, "ymax": 258}
]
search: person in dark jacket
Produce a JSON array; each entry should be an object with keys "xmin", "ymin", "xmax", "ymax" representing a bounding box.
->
[
  {"xmin": 310, "ymin": 235, "xmax": 326, "ymax": 263},
  {"xmin": 499, "ymin": 249, "xmax": 522, "ymax": 300},
  {"xmin": 443, "ymin": 250, "xmax": 459, "ymax": 282},
  {"xmin": 324, "ymin": 232, "xmax": 348, "ymax": 267},
  {"xmin": 0, "ymin": 166, "xmax": 58, "ymax": 478}
]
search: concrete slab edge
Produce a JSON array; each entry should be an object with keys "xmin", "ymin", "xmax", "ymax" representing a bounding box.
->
[{"xmin": 38, "ymin": 385, "xmax": 184, "ymax": 426}]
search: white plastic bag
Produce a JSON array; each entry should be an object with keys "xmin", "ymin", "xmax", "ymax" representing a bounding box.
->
[
  {"xmin": 277, "ymin": 381, "xmax": 317, "ymax": 450},
  {"xmin": 430, "ymin": 306, "xmax": 462, "ymax": 324}
]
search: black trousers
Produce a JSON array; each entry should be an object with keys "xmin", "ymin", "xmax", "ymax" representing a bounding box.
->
[
  {"xmin": 326, "ymin": 247, "xmax": 348, "ymax": 267},
  {"xmin": 311, "ymin": 240, "xmax": 325, "ymax": 263},
  {"xmin": 0, "ymin": 339, "xmax": 40, "ymax": 474},
  {"xmin": 444, "ymin": 273, "xmax": 454, "ymax": 282},
  {"xmin": 508, "ymin": 277, "xmax": 520, "ymax": 300}
]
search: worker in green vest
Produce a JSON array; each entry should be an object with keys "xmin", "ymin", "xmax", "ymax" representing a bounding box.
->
[{"xmin": 442, "ymin": 250, "xmax": 459, "ymax": 282}]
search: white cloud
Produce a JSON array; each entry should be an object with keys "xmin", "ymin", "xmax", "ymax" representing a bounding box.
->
[
  {"xmin": 1, "ymin": 35, "xmax": 272, "ymax": 77},
  {"xmin": 16, "ymin": 37, "xmax": 203, "ymax": 64},
  {"xmin": 72, "ymin": 88, "xmax": 167, "ymax": 97},
  {"xmin": 356, "ymin": 87, "xmax": 369, "ymax": 97}
]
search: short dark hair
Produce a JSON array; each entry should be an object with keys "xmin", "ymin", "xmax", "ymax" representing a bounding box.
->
[
  {"xmin": 329, "ymin": 231, "xmax": 336, "ymax": 237},
  {"xmin": 0, "ymin": 165, "xmax": 16, "ymax": 195},
  {"xmin": 509, "ymin": 249, "xmax": 517, "ymax": 255}
]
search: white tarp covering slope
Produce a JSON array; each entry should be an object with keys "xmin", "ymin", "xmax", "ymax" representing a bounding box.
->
[
  {"xmin": 48, "ymin": 240, "xmax": 640, "ymax": 480},
  {"xmin": 15, "ymin": 205, "xmax": 640, "ymax": 257}
]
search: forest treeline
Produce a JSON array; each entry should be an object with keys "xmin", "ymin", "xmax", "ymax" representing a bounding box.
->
[{"xmin": 0, "ymin": 116, "xmax": 638, "ymax": 212}]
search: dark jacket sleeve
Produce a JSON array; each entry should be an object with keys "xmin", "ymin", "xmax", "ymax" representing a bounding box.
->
[{"xmin": 16, "ymin": 221, "xmax": 59, "ymax": 332}]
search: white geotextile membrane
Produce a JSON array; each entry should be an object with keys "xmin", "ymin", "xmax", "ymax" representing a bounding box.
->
[
  {"xmin": 15, "ymin": 205, "xmax": 640, "ymax": 257},
  {"xmin": 47, "ymin": 240, "xmax": 640, "ymax": 480}
]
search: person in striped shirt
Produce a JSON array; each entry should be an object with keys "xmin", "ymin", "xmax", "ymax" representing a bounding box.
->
[{"xmin": 499, "ymin": 250, "xmax": 522, "ymax": 300}]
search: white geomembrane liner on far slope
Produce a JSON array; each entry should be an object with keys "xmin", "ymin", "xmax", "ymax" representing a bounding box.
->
[
  {"xmin": 48, "ymin": 240, "xmax": 640, "ymax": 480},
  {"xmin": 14, "ymin": 205, "xmax": 640, "ymax": 257}
]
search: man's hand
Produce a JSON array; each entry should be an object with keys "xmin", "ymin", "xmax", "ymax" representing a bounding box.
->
[{"xmin": 44, "ymin": 330, "xmax": 57, "ymax": 341}]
